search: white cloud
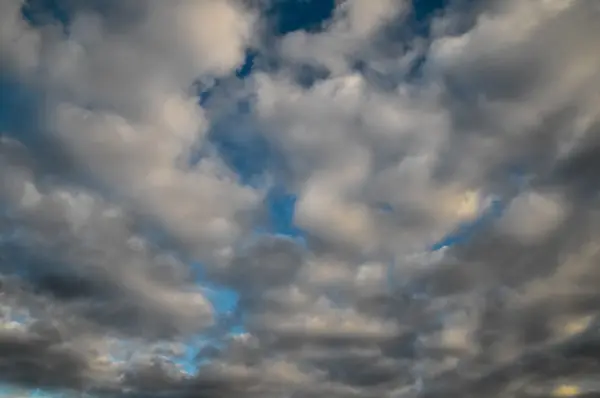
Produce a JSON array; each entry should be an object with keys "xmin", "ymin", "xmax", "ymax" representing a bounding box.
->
[
  {"xmin": 279, "ymin": 0, "xmax": 409, "ymax": 74},
  {"xmin": 0, "ymin": 0, "xmax": 263, "ymax": 269}
]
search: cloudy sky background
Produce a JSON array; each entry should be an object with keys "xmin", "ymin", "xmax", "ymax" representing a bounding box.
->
[{"xmin": 1, "ymin": 0, "xmax": 600, "ymax": 397}]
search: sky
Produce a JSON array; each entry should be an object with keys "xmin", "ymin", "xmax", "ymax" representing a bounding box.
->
[{"xmin": 1, "ymin": 0, "xmax": 600, "ymax": 397}]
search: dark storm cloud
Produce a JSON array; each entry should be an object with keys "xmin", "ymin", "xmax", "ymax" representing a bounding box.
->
[{"xmin": 0, "ymin": 329, "xmax": 88, "ymax": 391}]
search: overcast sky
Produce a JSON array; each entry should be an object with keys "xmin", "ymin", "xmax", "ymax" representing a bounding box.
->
[{"xmin": 1, "ymin": 0, "xmax": 600, "ymax": 397}]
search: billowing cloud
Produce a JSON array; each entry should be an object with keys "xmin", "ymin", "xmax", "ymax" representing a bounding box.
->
[{"xmin": 1, "ymin": 0, "xmax": 600, "ymax": 397}]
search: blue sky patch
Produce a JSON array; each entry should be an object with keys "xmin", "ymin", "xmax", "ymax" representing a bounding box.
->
[
  {"xmin": 264, "ymin": 186, "xmax": 304, "ymax": 238},
  {"xmin": 267, "ymin": 0, "xmax": 336, "ymax": 35},
  {"xmin": 21, "ymin": 0, "xmax": 71, "ymax": 29}
]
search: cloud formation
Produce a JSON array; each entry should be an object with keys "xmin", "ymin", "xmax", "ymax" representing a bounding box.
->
[{"xmin": 1, "ymin": 0, "xmax": 600, "ymax": 396}]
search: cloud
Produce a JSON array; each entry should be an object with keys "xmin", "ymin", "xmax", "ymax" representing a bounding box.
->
[
  {"xmin": 0, "ymin": 327, "xmax": 89, "ymax": 390},
  {"xmin": 1, "ymin": 138, "xmax": 214, "ymax": 339},
  {"xmin": 1, "ymin": 0, "xmax": 600, "ymax": 397},
  {"xmin": 278, "ymin": 0, "xmax": 409, "ymax": 73},
  {"xmin": 498, "ymin": 189, "xmax": 567, "ymax": 243}
]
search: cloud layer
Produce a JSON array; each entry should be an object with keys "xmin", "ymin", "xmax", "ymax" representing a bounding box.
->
[{"xmin": 1, "ymin": 0, "xmax": 600, "ymax": 396}]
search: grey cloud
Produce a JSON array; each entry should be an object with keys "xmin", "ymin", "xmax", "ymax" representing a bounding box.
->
[
  {"xmin": 0, "ymin": 333, "xmax": 87, "ymax": 390},
  {"xmin": 420, "ymin": 333, "xmax": 600, "ymax": 398},
  {"xmin": 3, "ymin": 0, "xmax": 263, "ymax": 270},
  {"xmin": 1, "ymin": 141, "xmax": 214, "ymax": 340},
  {"xmin": 214, "ymin": 235, "xmax": 305, "ymax": 293},
  {"xmin": 2, "ymin": 0, "xmax": 600, "ymax": 396},
  {"xmin": 426, "ymin": 0, "xmax": 600, "ymax": 188}
]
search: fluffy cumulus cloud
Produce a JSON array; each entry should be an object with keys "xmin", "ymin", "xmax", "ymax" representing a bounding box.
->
[{"xmin": 1, "ymin": 0, "xmax": 600, "ymax": 396}]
